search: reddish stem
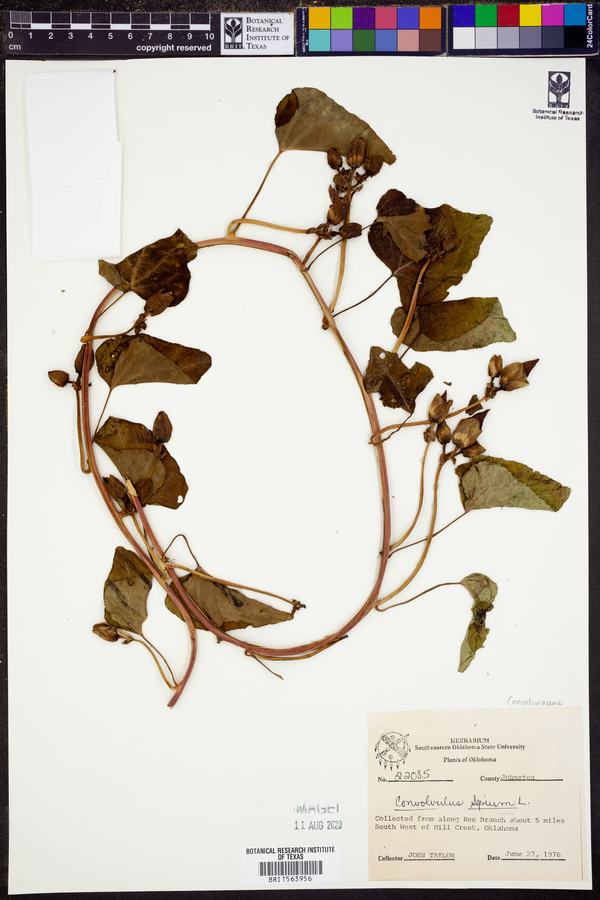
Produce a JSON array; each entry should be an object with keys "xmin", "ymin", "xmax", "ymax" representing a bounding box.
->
[{"xmin": 81, "ymin": 237, "xmax": 393, "ymax": 705}]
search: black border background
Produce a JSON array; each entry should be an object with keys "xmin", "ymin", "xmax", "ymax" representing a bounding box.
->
[{"xmin": 1, "ymin": 2, "xmax": 597, "ymax": 898}]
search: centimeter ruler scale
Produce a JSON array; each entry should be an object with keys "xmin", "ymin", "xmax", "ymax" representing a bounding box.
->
[{"xmin": 5, "ymin": 6, "xmax": 599, "ymax": 57}]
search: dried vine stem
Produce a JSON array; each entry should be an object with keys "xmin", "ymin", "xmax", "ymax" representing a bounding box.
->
[
  {"xmin": 50, "ymin": 86, "xmax": 572, "ymax": 707},
  {"xmin": 80, "ymin": 236, "xmax": 392, "ymax": 707}
]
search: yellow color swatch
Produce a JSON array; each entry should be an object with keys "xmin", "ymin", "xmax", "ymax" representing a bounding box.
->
[
  {"xmin": 309, "ymin": 7, "xmax": 331, "ymax": 29},
  {"xmin": 520, "ymin": 4, "xmax": 542, "ymax": 26}
]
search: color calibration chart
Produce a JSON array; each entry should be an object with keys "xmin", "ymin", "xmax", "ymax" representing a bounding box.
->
[
  {"xmin": 296, "ymin": 6, "xmax": 445, "ymax": 54},
  {"xmin": 5, "ymin": 6, "xmax": 599, "ymax": 57},
  {"xmin": 450, "ymin": 3, "xmax": 597, "ymax": 53},
  {"xmin": 296, "ymin": 4, "xmax": 598, "ymax": 56}
]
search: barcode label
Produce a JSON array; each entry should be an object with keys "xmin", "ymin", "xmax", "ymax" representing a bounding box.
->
[
  {"xmin": 242, "ymin": 846, "xmax": 341, "ymax": 885},
  {"xmin": 259, "ymin": 860, "xmax": 323, "ymax": 877}
]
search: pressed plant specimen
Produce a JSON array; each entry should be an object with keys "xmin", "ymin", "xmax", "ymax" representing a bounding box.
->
[{"xmin": 49, "ymin": 88, "xmax": 570, "ymax": 707}]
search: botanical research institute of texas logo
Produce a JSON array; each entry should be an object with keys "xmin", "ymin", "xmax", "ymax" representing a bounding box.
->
[
  {"xmin": 548, "ymin": 71, "xmax": 570, "ymax": 108},
  {"xmin": 374, "ymin": 732, "xmax": 411, "ymax": 771},
  {"xmin": 224, "ymin": 17, "xmax": 243, "ymax": 49}
]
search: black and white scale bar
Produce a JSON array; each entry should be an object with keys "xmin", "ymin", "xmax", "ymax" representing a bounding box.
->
[
  {"xmin": 6, "ymin": 10, "xmax": 219, "ymax": 56},
  {"xmin": 9, "ymin": 11, "xmax": 212, "ymax": 29}
]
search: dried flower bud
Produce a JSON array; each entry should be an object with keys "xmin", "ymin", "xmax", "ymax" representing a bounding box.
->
[
  {"xmin": 74, "ymin": 344, "xmax": 94, "ymax": 375},
  {"xmin": 436, "ymin": 421, "xmax": 452, "ymax": 444},
  {"xmin": 442, "ymin": 231, "xmax": 459, "ymax": 252},
  {"xmin": 93, "ymin": 622, "xmax": 119, "ymax": 642},
  {"xmin": 452, "ymin": 416, "xmax": 483, "ymax": 450},
  {"xmin": 488, "ymin": 354, "xmax": 503, "ymax": 379},
  {"xmin": 428, "ymin": 232, "xmax": 441, "ymax": 251},
  {"xmin": 423, "ymin": 423, "xmax": 436, "ymax": 443},
  {"xmin": 152, "ymin": 410, "xmax": 173, "ymax": 444},
  {"xmin": 327, "ymin": 147, "xmax": 343, "ymax": 170},
  {"xmin": 135, "ymin": 478, "xmax": 153, "ymax": 505},
  {"xmin": 428, "ymin": 391, "xmax": 452, "ymax": 423},
  {"xmin": 333, "ymin": 172, "xmax": 351, "ymax": 189},
  {"xmin": 104, "ymin": 475, "xmax": 127, "ymax": 501},
  {"xmin": 48, "ymin": 369, "xmax": 70, "ymax": 388},
  {"xmin": 500, "ymin": 360, "xmax": 538, "ymax": 391},
  {"xmin": 338, "ymin": 222, "xmax": 362, "ymax": 240},
  {"xmin": 363, "ymin": 155, "xmax": 383, "ymax": 177},
  {"xmin": 346, "ymin": 137, "xmax": 367, "ymax": 168},
  {"xmin": 462, "ymin": 442, "xmax": 486, "ymax": 458},
  {"xmin": 144, "ymin": 290, "xmax": 173, "ymax": 317},
  {"xmin": 315, "ymin": 224, "xmax": 332, "ymax": 239},
  {"xmin": 327, "ymin": 198, "xmax": 350, "ymax": 225}
]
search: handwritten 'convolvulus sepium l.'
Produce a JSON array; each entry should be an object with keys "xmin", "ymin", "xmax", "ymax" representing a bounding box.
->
[{"xmin": 49, "ymin": 87, "xmax": 571, "ymax": 707}]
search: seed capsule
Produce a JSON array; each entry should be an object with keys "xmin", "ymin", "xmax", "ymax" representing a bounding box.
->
[
  {"xmin": 48, "ymin": 370, "xmax": 70, "ymax": 388},
  {"xmin": 500, "ymin": 361, "xmax": 538, "ymax": 391},
  {"xmin": 452, "ymin": 416, "xmax": 482, "ymax": 450},
  {"xmin": 144, "ymin": 290, "xmax": 174, "ymax": 317},
  {"xmin": 346, "ymin": 137, "xmax": 367, "ymax": 168},
  {"xmin": 428, "ymin": 391, "xmax": 452, "ymax": 423},
  {"xmin": 327, "ymin": 147, "xmax": 343, "ymax": 170},
  {"xmin": 152, "ymin": 410, "xmax": 173, "ymax": 444},
  {"xmin": 327, "ymin": 198, "xmax": 350, "ymax": 225},
  {"xmin": 93, "ymin": 622, "xmax": 119, "ymax": 642},
  {"xmin": 442, "ymin": 231, "xmax": 459, "ymax": 252},
  {"xmin": 104, "ymin": 475, "xmax": 128, "ymax": 501},
  {"xmin": 436, "ymin": 421, "xmax": 452, "ymax": 444},
  {"xmin": 74, "ymin": 344, "xmax": 94, "ymax": 375},
  {"xmin": 488, "ymin": 354, "xmax": 503, "ymax": 379},
  {"xmin": 338, "ymin": 223, "xmax": 363, "ymax": 240},
  {"xmin": 462, "ymin": 442, "xmax": 486, "ymax": 458},
  {"xmin": 363, "ymin": 155, "xmax": 383, "ymax": 177}
]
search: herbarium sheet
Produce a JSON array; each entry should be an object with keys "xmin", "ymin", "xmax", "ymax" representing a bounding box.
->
[{"xmin": 6, "ymin": 56, "xmax": 590, "ymax": 892}]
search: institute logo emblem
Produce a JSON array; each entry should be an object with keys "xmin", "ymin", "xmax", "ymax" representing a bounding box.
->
[{"xmin": 548, "ymin": 71, "xmax": 570, "ymax": 108}]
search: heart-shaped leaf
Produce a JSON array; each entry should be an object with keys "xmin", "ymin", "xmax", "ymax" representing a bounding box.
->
[
  {"xmin": 369, "ymin": 190, "xmax": 493, "ymax": 310},
  {"xmin": 377, "ymin": 206, "xmax": 431, "ymax": 263},
  {"xmin": 391, "ymin": 298, "xmax": 516, "ymax": 352},
  {"xmin": 99, "ymin": 229, "xmax": 198, "ymax": 309},
  {"xmin": 103, "ymin": 546, "xmax": 153, "ymax": 635},
  {"xmin": 458, "ymin": 573, "xmax": 498, "ymax": 672},
  {"xmin": 456, "ymin": 456, "xmax": 571, "ymax": 513},
  {"xmin": 94, "ymin": 416, "xmax": 188, "ymax": 509},
  {"xmin": 96, "ymin": 334, "xmax": 212, "ymax": 388},
  {"xmin": 165, "ymin": 570, "xmax": 295, "ymax": 632},
  {"xmin": 364, "ymin": 347, "xmax": 433, "ymax": 412},
  {"xmin": 275, "ymin": 87, "xmax": 396, "ymax": 164}
]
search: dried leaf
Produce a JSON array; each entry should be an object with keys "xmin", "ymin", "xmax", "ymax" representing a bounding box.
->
[
  {"xmin": 275, "ymin": 87, "xmax": 395, "ymax": 164},
  {"xmin": 456, "ymin": 456, "xmax": 571, "ymax": 513},
  {"xmin": 95, "ymin": 334, "xmax": 211, "ymax": 388},
  {"xmin": 99, "ymin": 229, "xmax": 198, "ymax": 309},
  {"xmin": 391, "ymin": 298, "xmax": 516, "ymax": 352},
  {"xmin": 103, "ymin": 546, "xmax": 153, "ymax": 635},
  {"xmin": 94, "ymin": 416, "xmax": 188, "ymax": 509},
  {"xmin": 369, "ymin": 190, "xmax": 493, "ymax": 310},
  {"xmin": 364, "ymin": 347, "xmax": 433, "ymax": 412},
  {"xmin": 458, "ymin": 573, "xmax": 498, "ymax": 672},
  {"xmin": 165, "ymin": 570, "xmax": 294, "ymax": 632},
  {"xmin": 377, "ymin": 207, "xmax": 431, "ymax": 264}
]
